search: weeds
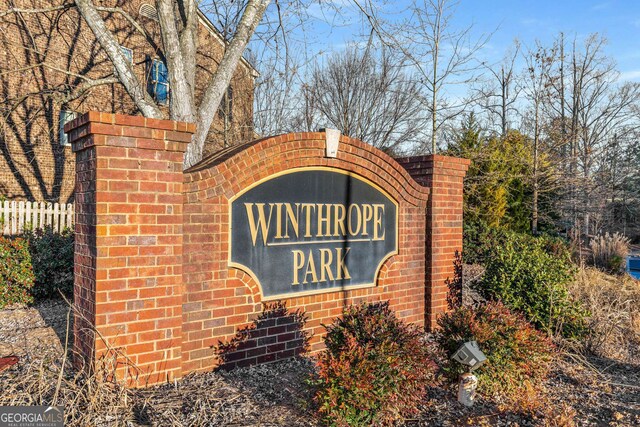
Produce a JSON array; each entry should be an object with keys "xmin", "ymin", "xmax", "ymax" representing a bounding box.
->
[
  {"xmin": 589, "ymin": 232, "xmax": 630, "ymax": 273},
  {"xmin": 567, "ymin": 267, "xmax": 640, "ymax": 362},
  {"xmin": 0, "ymin": 303, "xmax": 135, "ymax": 426}
]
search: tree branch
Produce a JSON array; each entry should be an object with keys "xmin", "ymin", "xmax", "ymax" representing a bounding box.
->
[
  {"xmin": 0, "ymin": 4, "xmax": 73, "ymax": 18},
  {"xmin": 57, "ymin": 77, "xmax": 120, "ymax": 103},
  {"xmin": 94, "ymin": 6, "xmax": 163, "ymax": 57},
  {"xmin": 74, "ymin": 0, "xmax": 162, "ymax": 118},
  {"xmin": 188, "ymin": 0, "xmax": 271, "ymax": 167}
]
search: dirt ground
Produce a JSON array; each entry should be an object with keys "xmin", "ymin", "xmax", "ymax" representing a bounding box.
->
[
  {"xmin": 1, "ymin": 299, "xmax": 639, "ymax": 426},
  {"xmin": 0, "ymin": 299, "xmax": 70, "ymax": 362}
]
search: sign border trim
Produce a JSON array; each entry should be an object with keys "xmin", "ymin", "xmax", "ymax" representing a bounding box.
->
[{"xmin": 227, "ymin": 166, "xmax": 400, "ymax": 301}]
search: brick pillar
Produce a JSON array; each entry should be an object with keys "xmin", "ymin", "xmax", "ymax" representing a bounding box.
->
[
  {"xmin": 396, "ymin": 155, "xmax": 470, "ymax": 330},
  {"xmin": 67, "ymin": 112, "xmax": 194, "ymax": 386}
]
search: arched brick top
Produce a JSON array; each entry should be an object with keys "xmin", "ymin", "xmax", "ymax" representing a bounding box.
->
[{"xmin": 183, "ymin": 132, "xmax": 429, "ymax": 208}]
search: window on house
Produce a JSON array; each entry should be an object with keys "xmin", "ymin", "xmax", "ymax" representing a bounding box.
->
[
  {"xmin": 59, "ymin": 110, "xmax": 77, "ymax": 146},
  {"xmin": 218, "ymin": 85, "xmax": 233, "ymax": 122},
  {"xmin": 121, "ymin": 46, "xmax": 133, "ymax": 64},
  {"xmin": 146, "ymin": 58, "xmax": 169, "ymax": 105},
  {"xmin": 139, "ymin": 3, "xmax": 159, "ymax": 21}
]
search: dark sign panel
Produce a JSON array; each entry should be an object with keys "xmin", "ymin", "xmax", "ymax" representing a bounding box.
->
[{"xmin": 229, "ymin": 167, "xmax": 398, "ymax": 300}]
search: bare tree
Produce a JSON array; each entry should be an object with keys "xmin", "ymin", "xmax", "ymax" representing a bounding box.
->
[
  {"xmin": 541, "ymin": 33, "xmax": 640, "ymax": 236},
  {"xmin": 474, "ymin": 41, "xmax": 521, "ymax": 137},
  {"xmin": 521, "ymin": 42, "xmax": 557, "ymax": 235},
  {"xmin": 401, "ymin": 0, "xmax": 489, "ymax": 153},
  {"xmin": 77, "ymin": 0, "xmax": 270, "ymax": 167},
  {"xmin": 345, "ymin": 0, "xmax": 490, "ymax": 153},
  {"xmin": 299, "ymin": 45, "xmax": 426, "ymax": 154},
  {"xmin": 1, "ymin": 0, "xmax": 271, "ymax": 168},
  {"xmin": 598, "ymin": 129, "xmax": 640, "ymax": 235}
]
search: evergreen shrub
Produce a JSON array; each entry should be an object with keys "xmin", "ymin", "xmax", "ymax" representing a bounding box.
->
[
  {"xmin": 463, "ymin": 219, "xmax": 508, "ymax": 264},
  {"xmin": 478, "ymin": 231, "xmax": 586, "ymax": 337},
  {"xmin": 26, "ymin": 227, "xmax": 74, "ymax": 299},
  {"xmin": 436, "ymin": 301, "xmax": 556, "ymax": 409},
  {"xmin": 0, "ymin": 236, "xmax": 35, "ymax": 307},
  {"xmin": 313, "ymin": 301, "xmax": 436, "ymax": 427}
]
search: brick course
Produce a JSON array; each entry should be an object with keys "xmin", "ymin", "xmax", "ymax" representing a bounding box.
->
[
  {"xmin": 69, "ymin": 112, "xmax": 469, "ymax": 386},
  {"xmin": 396, "ymin": 156, "xmax": 471, "ymax": 329}
]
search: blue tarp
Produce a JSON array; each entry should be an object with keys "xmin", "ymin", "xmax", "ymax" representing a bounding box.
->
[{"xmin": 627, "ymin": 257, "xmax": 640, "ymax": 279}]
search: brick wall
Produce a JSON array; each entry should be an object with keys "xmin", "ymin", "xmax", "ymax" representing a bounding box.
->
[
  {"xmin": 69, "ymin": 112, "xmax": 193, "ymax": 386},
  {"xmin": 70, "ymin": 112, "xmax": 469, "ymax": 386},
  {"xmin": 396, "ymin": 156, "xmax": 471, "ymax": 329},
  {"xmin": 214, "ymin": 304, "xmax": 309, "ymax": 370},
  {"xmin": 181, "ymin": 132, "xmax": 432, "ymax": 374}
]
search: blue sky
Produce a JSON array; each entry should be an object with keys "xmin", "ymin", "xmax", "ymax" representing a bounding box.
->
[
  {"xmin": 461, "ymin": 0, "xmax": 640, "ymax": 81},
  {"xmin": 301, "ymin": 0, "xmax": 640, "ymax": 82}
]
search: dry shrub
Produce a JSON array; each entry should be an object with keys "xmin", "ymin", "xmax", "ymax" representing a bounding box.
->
[
  {"xmin": 589, "ymin": 232, "xmax": 630, "ymax": 273},
  {"xmin": 0, "ymin": 353, "xmax": 136, "ymax": 426},
  {"xmin": 568, "ymin": 267, "xmax": 640, "ymax": 362},
  {"xmin": 0, "ymin": 303, "xmax": 139, "ymax": 426},
  {"xmin": 541, "ymin": 402, "xmax": 578, "ymax": 427}
]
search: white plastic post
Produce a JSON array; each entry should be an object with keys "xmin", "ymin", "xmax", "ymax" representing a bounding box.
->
[{"xmin": 457, "ymin": 372, "xmax": 478, "ymax": 407}]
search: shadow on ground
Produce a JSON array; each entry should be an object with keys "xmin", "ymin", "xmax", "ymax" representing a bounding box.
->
[{"xmin": 0, "ymin": 298, "xmax": 71, "ymax": 361}]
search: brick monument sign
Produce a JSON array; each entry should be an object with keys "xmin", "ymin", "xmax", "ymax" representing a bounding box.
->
[{"xmin": 66, "ymin": 112, "xmax": 469, "ymax": 386}]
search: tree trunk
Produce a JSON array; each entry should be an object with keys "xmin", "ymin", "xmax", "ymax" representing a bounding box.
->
[
  {"xmin": 431, "ymin": 38, "xmax": 438, "ymax": 154},
  {"xmin": 156, "ymin": 0, "xmax": 196, "ymax": 122},
  {"xmin": 501, "ymin": 66, "xmax": 507, "ymax": 137},
  {"xmin": 532, "ymin": 99, "xmax": 539, "ymax": 235},
  {"xmin": 185, "ymin": 0, "xmax": 271, "ymax": 168},
  {"xmin": 430, "ymin": 2, "xmax": 441, "ymax": 155}
]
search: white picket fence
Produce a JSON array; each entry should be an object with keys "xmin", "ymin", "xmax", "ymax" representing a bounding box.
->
[{"xmin": 1, "ymin": 200, "xmax": 74, "ymax": 235}]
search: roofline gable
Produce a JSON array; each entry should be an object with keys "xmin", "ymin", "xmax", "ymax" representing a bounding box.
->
[{"xmin": 196, "ymin": 10, "xmax": 260, "ymax": 79}]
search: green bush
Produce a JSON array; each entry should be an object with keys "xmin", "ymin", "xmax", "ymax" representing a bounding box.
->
[
  {"xmin": 435, "ymin": 301, "xmax": 555, "ymax": 408},
  {"xmin": 312, "ymin": 302, "xmax": 436, "ymax": 427},
  {"xmin": 0, "ymin": 237, "xmax": 35, "ymax": 307},
  {"xmin": 478, "ymin": 231, "xmax": 585, "ymax": 337},
  {"xmin": 26, "ymin": 227, "xmax": 74, "ymax": 299},
  {"xmin": 463, "ymin": 219, "xmax": 508, "ymax": 264}
]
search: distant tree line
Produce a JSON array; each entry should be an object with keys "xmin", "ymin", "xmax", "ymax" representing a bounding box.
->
[
  {"xmin": 253, "ymin": 11, "xmax": 640, "ymax": 240},
  {"xmin": 452, "ymin": 33, "xmax": 640, "ymax": 240}
]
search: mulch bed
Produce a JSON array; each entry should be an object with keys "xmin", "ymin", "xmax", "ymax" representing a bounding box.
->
[{"xmin": 1, "ymin": 299, "xmax": 638, "ymax": 426}]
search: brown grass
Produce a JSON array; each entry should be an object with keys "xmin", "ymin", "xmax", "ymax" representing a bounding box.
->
[
  {"xmin": 0, "ymin": 305, "xmax": 136, "ymax": 425},
  {"xmin": 588, "ymin": 232, "xmax": 630, "ymax": 273},
  {"xmin": 568, "ymin": 267, "xmax": 640, "ymax": 362},
  {"xmin": 0, "ymin": 299, "xmax": 318, "ymax": 426},
  {"xmin": 1, "ymin": 356, "xmax": 135, "ymax": 425}
]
